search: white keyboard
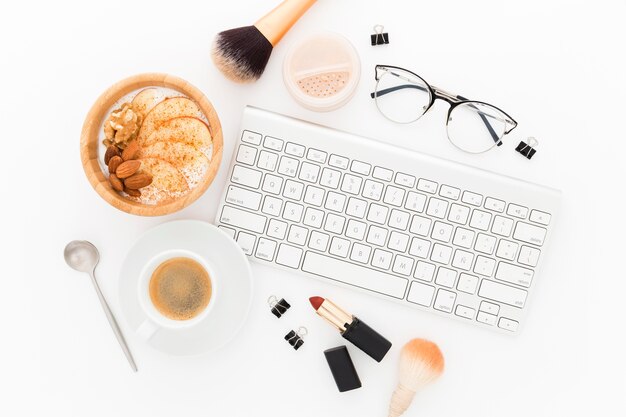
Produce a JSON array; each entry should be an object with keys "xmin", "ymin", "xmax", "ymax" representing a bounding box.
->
[{"xmin": 215, "ymin": 107, "xmax": 560, "ymax": 334}]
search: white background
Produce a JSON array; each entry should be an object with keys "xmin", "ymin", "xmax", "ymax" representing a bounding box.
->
[{"xmin": 2, "ymin": 0, "xmax": 625, "ymax": 416}]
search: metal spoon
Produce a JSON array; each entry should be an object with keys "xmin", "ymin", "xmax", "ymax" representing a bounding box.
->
[{"xmin": 64, "ymin": 240, "xmax": 138, "ymax": 372}]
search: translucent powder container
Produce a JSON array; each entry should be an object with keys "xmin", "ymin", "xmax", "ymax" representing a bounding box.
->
[{"xmin": 283, "ymin": 32, "xmax": 360, "ymax": 112}]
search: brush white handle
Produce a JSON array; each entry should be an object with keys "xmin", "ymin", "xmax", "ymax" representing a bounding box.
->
[
  {"xmin": 388, "ymin": 384, "xmax": 416, "ymax": 417},
  {"xmin": 255, "ymin": 0, "xmax": 317, "ymax": 46}
]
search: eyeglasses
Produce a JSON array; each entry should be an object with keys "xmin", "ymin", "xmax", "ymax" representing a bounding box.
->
[{"xmin": 371, "ymin": 65, "xmax": 518, "ymax": 154}]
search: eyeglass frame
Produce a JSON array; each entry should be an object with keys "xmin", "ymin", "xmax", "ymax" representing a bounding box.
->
[{"xmin": 370, "ymin": 64, "xmax": 518, "ymax": 154}]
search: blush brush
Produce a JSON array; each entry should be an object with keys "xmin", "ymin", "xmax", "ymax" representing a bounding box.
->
[{"xmin": 211, "ymin": 0, "xmax": 317, "ymax": 83}]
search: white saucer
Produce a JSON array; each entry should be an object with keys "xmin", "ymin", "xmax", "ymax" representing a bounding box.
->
[{"xmin": 119, "ymin": 220, "xmax": 253, "ymax": 356}]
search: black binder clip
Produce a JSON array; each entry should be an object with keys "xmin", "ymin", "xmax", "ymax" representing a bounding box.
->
[
  {"xmin": 371, "ymin": 24, "xmax": 389, "ymax": 46},
  {"xmin": 516, "ymin": 137, "xmax": 539, "ymax": 159},
  {"xmin": 285, "ymin": 327, "xmax": 307, "ymax": 350},
  {"xmin": 268, "ymin": 295, "xmax": 291, "ymax": 318}
]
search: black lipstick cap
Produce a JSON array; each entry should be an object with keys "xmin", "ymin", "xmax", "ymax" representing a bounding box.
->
[
  {"xmin": 324, "ymin": 346, "xmax": 362, "ymax": 392},
  {"xmin": 342, "ymin": 316, "xmax": 392, "ymax": 362}
]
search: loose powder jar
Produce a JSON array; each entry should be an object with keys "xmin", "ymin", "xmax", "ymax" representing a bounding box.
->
[{"xmin": 283, "ymin": 32, "xmax": 360, "ymax": 112}]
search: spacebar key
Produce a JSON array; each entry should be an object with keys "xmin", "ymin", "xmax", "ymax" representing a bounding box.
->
[{"xmin": 302, "ymin": 252, "xmax": 408, "ymax": 299}]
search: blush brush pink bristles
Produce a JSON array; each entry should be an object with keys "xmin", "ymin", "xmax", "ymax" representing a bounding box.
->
[
  {"xmin": 211, "ymin": 0, "xmax": 317, "ymax": 83},
  {"xmin": 388, "ymin": 339, "xmax": 445, "ymax": 417}
]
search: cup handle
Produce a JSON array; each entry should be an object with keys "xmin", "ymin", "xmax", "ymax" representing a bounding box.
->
[{"xmin": 137, "ymin": 319, "xmax": 159, "ymax": 340}]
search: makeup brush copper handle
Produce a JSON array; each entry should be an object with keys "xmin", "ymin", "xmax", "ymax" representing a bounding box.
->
[{"xmin": 255, "ymin": 0, "xmax": 317, "ymax": 46}]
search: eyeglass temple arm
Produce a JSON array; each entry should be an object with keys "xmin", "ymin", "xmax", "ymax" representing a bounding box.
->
[{"xmin": 371, "ymin": 85, "xmax": 503, "ymax": 145}]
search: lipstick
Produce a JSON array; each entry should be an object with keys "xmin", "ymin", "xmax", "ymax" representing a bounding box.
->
[{"xmin": 309, "ymin": 296, "xmax": 392, "ymax": 362}]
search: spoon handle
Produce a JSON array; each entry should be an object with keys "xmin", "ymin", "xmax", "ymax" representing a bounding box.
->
[{"xmin": 90, "ymin": 272, "xmax": 138, "ymax": 372}]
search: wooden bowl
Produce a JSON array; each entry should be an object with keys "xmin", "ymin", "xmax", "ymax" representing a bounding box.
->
[{"xmin": 80, "ymin": 73, "xmax": 223, "ymax": 216}]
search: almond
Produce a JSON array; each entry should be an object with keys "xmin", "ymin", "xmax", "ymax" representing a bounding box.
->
[
  {"xmin": 104, "ymin": 145, "xmax": 120, "ymax": 165},
  {"xmin": 124, "ymin": 172, "xmax": 153, "ymax": 189},
  {"xmin": 122, "ymin": 140, "xmax": 140, "ymax": 161},
  {"xmin": 108, "ymin": 155, "xmax": 123, "ymax": 174},
  {"xmin": 109, "ymin": 174, "xmax": 124, "ymax": 191},
  {"xmin": 116, "ymin": 160, "xmax": 141, "ymax": 178},
  {"xmin": 125, "ymin": 187, "xmax": 141, "ymax": 197}
]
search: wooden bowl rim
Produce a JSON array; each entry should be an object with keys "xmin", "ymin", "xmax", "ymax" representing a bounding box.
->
[{"xmin": 80, "ymin": 73, "xmax": 223, "ymax": 216}]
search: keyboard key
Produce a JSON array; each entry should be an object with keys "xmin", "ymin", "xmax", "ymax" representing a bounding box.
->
[
  {"xmin": 263, "ymin": 136, "xmax": 284, "ymax": 151},
  {"xmin": 303, "ymin": 207, "xmax": 324, "ymax": 228},
  {"xmin": 283, "ymin": 180, "xmax": 304, "ymax": 200},
  {"xmin": 329, "ymin": 154, "xmax": 349, "ymax": 169},
  {"xmin": 346, "ymin": 197, "xmax": 367, "ymax": 218},
  {"xmin": 341, "ymin": 174, "xmax": 363, "ymax": 195},
  {"xmin": 414, "ymin": 261, "xmax": 436, "ymax": 282},
  {"xmin": 474, "ymin": 255, "xmax": 496, "ymax": 277},
  {"xmin": 236, "ymin": 144, "xmax": 257, "ymax": 165},
  {"xmin": 452, "ymin": 227, "xmax": 475, "ymax": 249},
  {"xmin": 373, "ymin": 166, "xmax": 393, "ymax": 181},
  {"xmin": 496, "ymin": 262, "xmax": 534, "ymax": 287},
  {"xmin": 308, "ymin": 231, "xmax": 330, "ymax": 251},
  {"xmin": 303, "ymin": 185, "xmax": 325, "ymax": 206},
  {"xmin": 362, "ymin": 179, "xmax": 384, "ymax": 200},
  {"xmin": 498, "ymin": 317, "xmax": 519, "ymax": 332},
  {"xmin": 405, "ymin": 191, "xmax": 427, "ymax": 213},
  {"xmin": 384, "ymin": 186, "xmax": 406, "ymax": 207},
  {"xmin": 366, "ymin": 225, "xmax": 388, "ymax": 246},
  {"xmin": 407, "ymin": 282, "xmax": 435, "ymax": 307},
  {"xmin": 324, "ymin": 213, "xmax": 346, "ymax": 234},
  {"xmin": 484, "ymin": 197, "xmax": 505, "ymax": 212},
  {"xmin": 518, "ymin": 245, "xmax": 541, "ymax": 267},
  {"xmin": 426, "ymin": 197, "xmax": 449, "ymax": 219},
  {"xmin": 302, "ymin": 252, "xmax": 408, "ymax": 299},
  {"xmin": 448, "ymin": 203, "xmax": 470, "ymax": 225},
  {"xmin": 262, "ymin": 174, "xmax": 283, "ymax": 195},
  {"xmin": 287, "ymin": 225, "xmax": 308, "ymax": 246},
  {"xmin": 431, "ymin": 221, "xmax": 453, "ymax": 243},
  {"xmin": 461, "ymin": 191, "xmax": 483, "ymax": 206},
  {"xmin": 350, "ymin": 243, "xmax": 372, "ymax": 263},
  {"xmin": 276, "ymin": 244, "xmax": 303, "ymax": 268},
  {"xmin": 507, "ymin": 203, "xmax": 528, "ymax": 219},
  {"xmin": 367, "ymin": 203, "xmax": 389, "ymax": 225},
  {"xmin": 231, "ymin": 165, "xmax": 262, "ymax": 188},
  {"xmin": 267, "ymin": 219, "xmax": 288, "ymax": 240},
  {"xmin": 479, "ymin": 301, "xmax": 500, "ymax": 315},
  {"xmin": 298, "ymin": 162, "xmax": 321, "ymax": 183},
  {"xmin": 530, "ymin": 210, "xmax": 551, "ymax": 225},
  {"xmin": 513, "ymin": 222, "xmax": 547, "ymax": 246},
  {"xmin": 277, "ymin": 156, "xmax": 299, "ymax": 177},
  {"xmin": 430, "ymin": 243, "xmax": 452, "ymax": 264},
  {"xmin": 496, "ymin": 240, "xmax": 519, "ymax": 261},
  {"xmin": 262, "ymin": 196, "xmax": 283, "ymax": 216},
  {"xmin": 435, "ymin": 267, "xmax": 457, "ymax": 288},
  {"xmin": 478, "ymin": 279, "xmax": 527, "ymax": 308},
  {"xmin": 439, "ymin": 185, "xmax": 460, "ymax": 200},
  {"xmin": 410, "ymin": 215, "xmax": 432, "ymax": 236},
  {"xmin": 477, "ymin": 311, "xmax": 497, "ymax": 325},
  {"xmin": 409, "ymin": 237, "xmax": 431, "ymax": 258},
  {"xmin": 257, "ymin": 150, "xmax": 278, "ymax": 171},
  {"xmin": 371, "ymin": 249, "xmax": 393, "ymax": 270},
  {"xmin": 434, "ymin": 289, "xmax": 456, "ymax": 313},
  {"xmin": 285, "ymin": 142, "xmax": 305, "ymax": 157},
  {"xmin": 351, "ymin": 160, "xmax": 371, "ymax": 175},
  {"xmin": 320, "ymin": 167, "xmax": 342, "ymax": 188},
  {"xmin": 226, "ymin": 185, "xmax": 262, "ymax": 210},
  {"xmin": 325, "ymin": 191, "xmax": 347, "ymax": 212},
  {"xmin": 417, "ymin": 178, "xmax": 438, "ymax": 194},
  {"xmin": 492, "ymin": 215, "xmax": 514, "ymax": 237},
  {"xmin": 469, "ymin": 209, "xmax": 492, "ymax": 231},
  {"xmin": 236, "ymin": 232, "xmax": 256, "ymax": 255},
  {"xmin": 457, "ymin": 273, "xmax": 479, "ymax": 294},
  {"xmin": 474, "ymin": 233, "xmax": 496, "ymax": 254},
  {"xmin": 345, "ymin": 219, "xmax": 367, "ymax": 240},
  {"xmin": 220, "ymin": 206, "xmax": 266, "ymax": 233},
  {"xmin": 455, "ymin": 305, "xmax": 475, "ymax": 319},
  {"xmin": 388, "ymin": 209, "xmax": 410, "ymax": 230},
  {"xmin": 395, "ymin": 172, "xmax": 416, "ymax": 188},
  {"xmin": 218, "ymin": 225, "xmax": 236, "ymax": 239},
  {"xmin": 392, "ymin": 255, "xmax": 414, "ymax": 276},
  {"xmin": 329, "ymin": 237, "xmax": 350, "ymax": 257},
  {"xmin": 283, "ymin": 201, "xmax": 304, "ymax": 222},
  {"xmin": 451, "ymin": 249, "xmax": 474, "ymax": 271},
  {"xmin": 255, "ymin": 238, "xmax": 277, "ymax": 261},
  {"xmin": 307, "ymin": 148, "xmax": 327, "ymax": 164},
  {"xmin": 241, "ymin": 130, "xmax": 262, "ymax": 145},
  {"xmin": 388, "ymin": 231, "xmax": 409, "ymax": 252}
]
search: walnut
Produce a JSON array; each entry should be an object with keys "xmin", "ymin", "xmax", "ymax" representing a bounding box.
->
[{"xmin": 103, "ymin": 102, "xmax": 141, "ymax": 148}]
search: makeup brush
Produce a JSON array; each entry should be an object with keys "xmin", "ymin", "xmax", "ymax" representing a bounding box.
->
[
  {"xmin": 388, "ymin": 339, "xmax": 445, "ymax": 417},
  {"xmin": 211, "ymin": 0, "xmax": 317, "ymax": 83}
]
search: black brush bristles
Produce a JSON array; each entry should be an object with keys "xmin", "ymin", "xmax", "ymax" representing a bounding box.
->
[{"xmin": 211, "ymin": 26, "xmax": 273, "ymax": 83}]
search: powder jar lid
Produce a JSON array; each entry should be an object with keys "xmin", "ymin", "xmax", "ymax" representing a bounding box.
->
[{"xmin": 283, "ymin": 32, "xmax": 361, "ymax": 112}]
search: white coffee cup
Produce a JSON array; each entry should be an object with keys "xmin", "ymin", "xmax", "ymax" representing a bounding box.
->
[{"xmin": 136, "ymin": 249, "xmax": 217, "ymax": 340}]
